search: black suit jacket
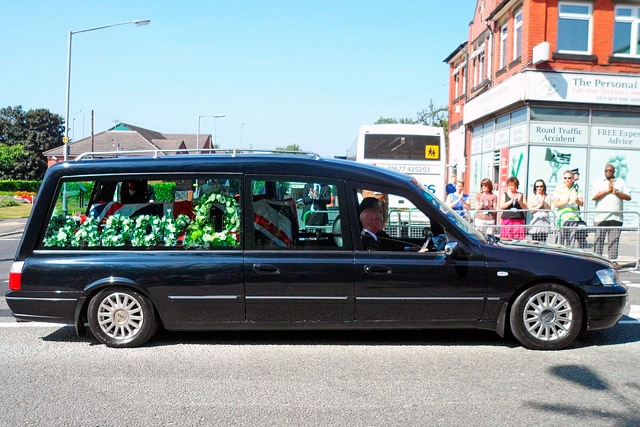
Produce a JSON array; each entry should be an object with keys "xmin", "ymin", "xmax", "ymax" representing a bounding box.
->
[{"xmin": 361, "ymin": 230, "xmax": 408, "ymax": 251}]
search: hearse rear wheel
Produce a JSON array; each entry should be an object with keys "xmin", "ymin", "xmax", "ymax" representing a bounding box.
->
[
  {"xmin": 88, "ymin": 288, "xmax": 158, "ymax": 348},
  {"xmin": 510, "ymin": 283, "xmax": 583, "ymax": 350}
]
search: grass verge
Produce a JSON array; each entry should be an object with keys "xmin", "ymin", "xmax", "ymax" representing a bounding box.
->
[{"xmin": 0, "ymin": 204, "xmax": 33, "ymax": 220}]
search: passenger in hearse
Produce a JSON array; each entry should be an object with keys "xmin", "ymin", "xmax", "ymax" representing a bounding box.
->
[{"xmin": 121, "ymin": 181, "xmax": 150, "ymax": 204}]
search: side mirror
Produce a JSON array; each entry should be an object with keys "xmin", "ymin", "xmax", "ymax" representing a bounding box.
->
[{"xmin": 444, "ymin": 242, "xmax": 458, "ymax": 256}]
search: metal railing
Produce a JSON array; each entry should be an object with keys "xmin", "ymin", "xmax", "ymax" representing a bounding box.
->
[
  {"xmin": 468, "ymin": 208, "xmax": 640, "ymax": 270},
  {"xmin": 74, "ymin": 148, "xmax": 322, "ymax": 161}
]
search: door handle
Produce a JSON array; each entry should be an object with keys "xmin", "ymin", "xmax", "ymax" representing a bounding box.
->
[
  {"xmin": 364, "ymin": 265, "xmax": 392, "ymax": 275},
  {"xmin": 252, "ymin": 263, "xmax": 281, "ymax": 275}
]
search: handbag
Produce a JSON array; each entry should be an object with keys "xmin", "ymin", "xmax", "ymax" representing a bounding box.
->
[{"xmin": 529, "ymin": 211, "xmax": 551, "ymax": 234}]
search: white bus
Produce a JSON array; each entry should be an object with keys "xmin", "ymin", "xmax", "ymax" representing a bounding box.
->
[{"xmin": 346, "ymin": 124, "xmax": 446, "ymax": 199}]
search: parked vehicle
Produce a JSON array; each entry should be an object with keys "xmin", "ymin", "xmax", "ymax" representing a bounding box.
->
[{"xmin": 6, "ymin": 151, "xmax": 627, "ymax": 350}]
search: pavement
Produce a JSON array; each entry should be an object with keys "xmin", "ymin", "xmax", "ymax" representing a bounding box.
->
[{"xmin": 0, "ymin": 218, "xmax": 27, "ymax": 238}]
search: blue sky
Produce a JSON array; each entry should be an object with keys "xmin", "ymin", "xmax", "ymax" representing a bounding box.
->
[{"xmin": 2, "ymin": 1, "xmax": 473, "ymax": 156}]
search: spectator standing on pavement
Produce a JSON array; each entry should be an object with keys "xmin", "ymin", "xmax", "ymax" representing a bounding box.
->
[
  {"xmin": 572, "ymin": 168, "xmax": 580, "ymax": 191},
  {"xmin": 553, "ymin": 170, "xmax": 585, "ymax": 247},
  {"xmin": 474, "ymin": 178, "xmax": 497, "ymax": 235},
  {"xmin": 592, "ymin": 164, "xmax": 631, "ymax": 261},
  {"xmin": 529, "ymin": 179, "xmax": 552, "ymax": 242},
  {"xmin": 445, "ymin": 174, "xmax": 457, "ymax": 198},
  {"xmin": 499, "ymin": 176, "xmax": 527, "ymax": 239},
  {"xmin": 446, "ymin": 179, "xmax": 470, "ymax": 220},
  {"xmin": 302, "ymin": 182, "xmax": 332, "ymax": 226}
]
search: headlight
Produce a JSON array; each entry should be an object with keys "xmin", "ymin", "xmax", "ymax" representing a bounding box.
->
[{"xmin": 596, "ymin": 268, "xmax": 619, "ymax": 286}]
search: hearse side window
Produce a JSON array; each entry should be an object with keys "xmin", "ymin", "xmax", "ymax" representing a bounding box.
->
[
  {"xmin": 249, "ymin": 178, "xmax": 344, "ymax": 250},
  {"xmin": 356, "ymin": 187, "xmax": 445, "ymax": 251},
  {"xmin": 39, "ymin": 175, "xmax": 241, "ymax": 250}
]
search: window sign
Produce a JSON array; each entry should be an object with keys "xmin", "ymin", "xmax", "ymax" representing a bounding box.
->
[
  {"xmin": 471, "ymin": 137, "xmax": 483, "ymax": 155},
  {"xmin": 591, "ymin": 126, "xmax": 640, "ymax": 148},
  {"xmin": 530, "ymin": 124, "xmax": 588, "ymax": 144},
  {"xmin": 482, "ymin": 133, "xmax": 495, "ymax": 152},
  {"xmin": 510, "ymin": 123, "xmax": 528, "ymax": 146},
  {"xmin": 495, "ymin": 128, "xmax": 510, "ymax": 148}
]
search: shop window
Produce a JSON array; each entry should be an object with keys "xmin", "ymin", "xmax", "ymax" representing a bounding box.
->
[
  {"xmin": 592, "ymin": 110, "xmax": 640, "ymax": 126},
  {"xmin": 530, "ymin": 107, "xmax": 589, "ymax": 123},
  {"xmin": 496, "ymin": 114, "xmax": 510, "ymax": 130},
  {"xmin": 557, "ymin": 2, "xmax": 592, "ymax": 54},
  {"xmin": 613, "ymin": 6, "xmax": 640, "ymax": 56},
  {"xmin": 510, "ymin": 107, "xmax": 527, "ymax": 125}
]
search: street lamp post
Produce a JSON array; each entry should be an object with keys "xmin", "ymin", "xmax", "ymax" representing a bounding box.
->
[
  {"xmin": 240, "ymin": 122, "xmax": 245, "ymax": 149},
  {"xmin": 63, "ymin": 19, "xmax": 150, "ymax": 212},
  {"xmin": 213, "ymin": 114, "xmax": 225, "ymax": 149},
  {"xmin": 64, "ymin": 19, "xmax": 150, "ymax": 162},
  {"xmin": 197, "ymin": 114, "xmax": 225, "ymax": 152}
]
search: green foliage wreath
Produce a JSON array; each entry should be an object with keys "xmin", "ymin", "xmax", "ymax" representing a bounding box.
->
[{"xmin": 183, "ymin": 192, "xmax": 240, "ymax": 248}]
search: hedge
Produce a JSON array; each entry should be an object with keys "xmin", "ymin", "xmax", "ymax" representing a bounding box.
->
[{"xmin": 0, "ymin": 180, "xmax": 42, "ymax": 192}]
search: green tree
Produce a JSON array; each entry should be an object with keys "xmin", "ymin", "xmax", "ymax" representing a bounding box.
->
[
  {"xmin": 416, "ymin": 99, "xmax": 449, "ymax": 138},
  {"xmin": 0, "ymin": 144, "xmax": 27, "ymax": 178},
  {"xmin": 374, "ymin": 117, "xmax": 415, "ymax": 124},
  {"xmin": 0, "ymin": 106, "xmax": 64, "ymax": 179},
  {"xmin": 373, "ymin": 100, "xmax": 449, "ymax": 146},
  {"xmin": 275, "ymin": 144, "xmax": 301, "ymax": 151}
]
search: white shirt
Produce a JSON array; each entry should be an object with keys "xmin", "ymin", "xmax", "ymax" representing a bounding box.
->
[
  {"xmin": 592, "ymin": 177, "xmax": 627, "ymax": 223},
  {"xmin": 362, "ymin": 229, "xmax": 377, "ymax": 240}
]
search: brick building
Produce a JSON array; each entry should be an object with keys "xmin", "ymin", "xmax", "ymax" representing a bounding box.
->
[{"xmin": 444, "ymin": 0, "xmax": 640, "ymax": 224}]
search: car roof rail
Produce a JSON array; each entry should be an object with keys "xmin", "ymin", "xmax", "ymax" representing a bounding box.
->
[{"xmin": 73, "ymin": 148, "xmax": 322, "ymax": 161}]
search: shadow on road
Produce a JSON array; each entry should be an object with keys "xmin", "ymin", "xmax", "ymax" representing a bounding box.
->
[
  {"xmin": 526, "ymin": 363, "xmax": 640, "ymax": 426},
  {"xmin": 38, "ymin": 318, "xmax": 639, "ymax": 349}
]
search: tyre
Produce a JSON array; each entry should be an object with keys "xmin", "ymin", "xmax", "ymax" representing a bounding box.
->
[
  {"xmin": 88, "ymin": 288, "xmax": 158, "ymax": 348},
  {"xmin": 510, "ymin": 283, "xmax": 583, "ymax": 350}
]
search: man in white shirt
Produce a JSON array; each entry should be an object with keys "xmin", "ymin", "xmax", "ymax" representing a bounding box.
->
[{"xmin": 591, "ymin": 164, "xmax": 631, "ymax": 260}]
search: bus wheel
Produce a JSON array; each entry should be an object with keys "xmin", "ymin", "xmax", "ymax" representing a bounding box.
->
[
  {"xmin": 510, "ymin": 283, "xmax": 583, "ymax": 350},
  {"xmin": 88, "ymin": 288, "xmax": 158, "ymax": 348}
]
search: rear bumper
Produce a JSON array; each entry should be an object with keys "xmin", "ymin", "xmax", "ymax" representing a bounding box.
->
[
  {"xmin": 5, "ymin": 291, "xmax": 79, "ymax": 325},
  {"xmin": 586, "ymin": 293, "xmax": 628, "ymax": 331}
]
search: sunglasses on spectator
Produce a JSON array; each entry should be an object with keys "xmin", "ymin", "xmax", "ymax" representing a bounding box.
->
[
  {"xmin": 563, "ymin": 177, "xmax": 573, "ymax": 180},
  {"xmin": 535, "ymin": 185, "xmax": 544, "ymax": 188}
]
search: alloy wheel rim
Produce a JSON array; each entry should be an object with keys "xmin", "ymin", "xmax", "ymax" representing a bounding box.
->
[
  {"xmin": 522, "ymin": 291, "xmax": 573, "ymax": 341},
  {"xmin": 97, "ymin": 292, "xmax": 144, "ymax": 340}
]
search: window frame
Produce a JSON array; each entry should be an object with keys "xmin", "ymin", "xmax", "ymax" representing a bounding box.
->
[
  {"xmin": 38, "ymin": 173, "xmax": 243, "ymax": 251},
  {"xmin": 244, "ymin": 175, "xmax": 349, "ymax": 251},
  {"xmin": 613, "ymin": 5, "xmax": 640, "ymax": 56},
  {"xmin": 513, "ymin": 9, "xmax": 522, "ymax": 60},
  {"xmin": 500, "ymin": 22, "xmax": 509, "ymax": 69},
  {"xmin": 557, "ymin": 2, "xmax": 593, "ymax": 55}
]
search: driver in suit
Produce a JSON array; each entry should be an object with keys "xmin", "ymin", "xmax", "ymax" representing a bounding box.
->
[{"xmin": 360, "ymin": 207, "xmax": 426, "ymax": 251}]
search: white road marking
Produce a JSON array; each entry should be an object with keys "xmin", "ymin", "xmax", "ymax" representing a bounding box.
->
[
  {"xmin": 0, "ymin": 322, "xmax": 67, "ymax": 328},
  {"xmin": 619, "ymin": 304, "xmax": 640, "ymax": 324}
]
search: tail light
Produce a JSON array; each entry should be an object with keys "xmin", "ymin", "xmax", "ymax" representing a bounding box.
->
[{"xmin": 9, "ymin": 261, "xmax": 24, "ymax": 291}]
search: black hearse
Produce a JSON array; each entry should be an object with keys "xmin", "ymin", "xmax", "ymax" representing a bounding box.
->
[{"xmin": 6, "ymin": 151, "xmax": 627, "ymax": 349}]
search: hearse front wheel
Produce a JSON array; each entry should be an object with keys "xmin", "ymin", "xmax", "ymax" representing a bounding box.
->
[
  {"xmin": 88, "ymin": 288, "xmax": 158, "ymax": 348},
  {"xmin": 510, "ymin": 283, "xmax": 583, "ymax": 350}
]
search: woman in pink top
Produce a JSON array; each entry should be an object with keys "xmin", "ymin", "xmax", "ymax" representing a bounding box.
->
[{"xmin": 499, "ymin": 176, "xmax": 528, "ymax": 239}]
